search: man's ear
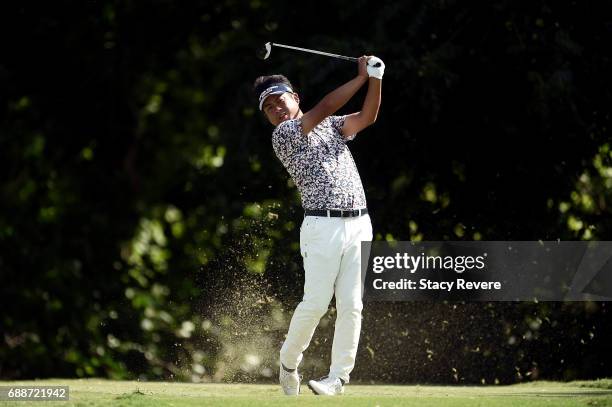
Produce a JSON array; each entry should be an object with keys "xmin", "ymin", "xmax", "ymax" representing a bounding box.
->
[{"xmin": 292, "ymin": 92, "xmax": 300, "ymax": 105}]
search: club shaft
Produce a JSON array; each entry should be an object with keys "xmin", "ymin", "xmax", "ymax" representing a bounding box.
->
[{"xmin": 271, "ymin": 43, "xmax": 358, "ymax": 62}]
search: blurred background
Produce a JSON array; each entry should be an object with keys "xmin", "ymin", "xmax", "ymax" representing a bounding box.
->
[{"xmin": 1, "ymin": 0, "xmax": 611, "ymax": 384}]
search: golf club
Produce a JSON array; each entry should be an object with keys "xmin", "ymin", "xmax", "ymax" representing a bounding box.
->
[{"xmin": 258, "ymin": 42, "xmax": 382, "ymax": 67}]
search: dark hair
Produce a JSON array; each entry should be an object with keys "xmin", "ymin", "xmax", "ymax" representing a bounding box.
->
[{"xmin": 253, "ymin": 74, "xmax": 296, "ymax": 99}]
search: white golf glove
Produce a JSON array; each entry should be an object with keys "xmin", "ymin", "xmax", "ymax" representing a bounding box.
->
[{"xmin": 367, "ymin": 56, "xmax": 385, "ymax": 79}]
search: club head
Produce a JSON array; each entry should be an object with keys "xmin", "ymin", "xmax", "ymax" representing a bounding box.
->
[
  {"xmin": 256, "ymin": 42, "xmax": 272, "ymax": 60},
  {"xmin": 264, "ymin": 42, "xmax": 272, "ymax": 59}
]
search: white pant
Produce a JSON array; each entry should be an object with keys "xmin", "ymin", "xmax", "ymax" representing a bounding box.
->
[{"xmin": 280, "ymin": 214, "xmax": 373, "ymax": 383}]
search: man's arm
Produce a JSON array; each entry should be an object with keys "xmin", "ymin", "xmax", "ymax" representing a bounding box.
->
[
  {"xmin": 341, "ymin": 76, "xmax": 382, "ymax": 138},
  {"xmin": 300, "ymin": 56, "xmax": 370, "ymax": 135}
]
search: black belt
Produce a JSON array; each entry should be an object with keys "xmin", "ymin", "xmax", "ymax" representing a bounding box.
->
[{"xmin": 304, "ymin": 208, "xmax": 368, "ymax": 218}]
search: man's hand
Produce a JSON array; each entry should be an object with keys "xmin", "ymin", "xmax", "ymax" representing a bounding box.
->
[
  {"xmin": 366, "ymin": 56, "xmax": 385, "ymax": 80},
  {"xmin": 358, "ymin": 56, "xmax": 369, "ymax": 80}
]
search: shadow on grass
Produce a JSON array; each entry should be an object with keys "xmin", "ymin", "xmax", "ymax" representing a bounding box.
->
[{"xmin": 116, "ymin": 389, "xmax": 147, "ymax": 400}]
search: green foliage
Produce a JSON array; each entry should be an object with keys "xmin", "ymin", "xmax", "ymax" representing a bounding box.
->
[{"xmin": 553, "ymin": 144, "xmax": 612, "ymax": 240}]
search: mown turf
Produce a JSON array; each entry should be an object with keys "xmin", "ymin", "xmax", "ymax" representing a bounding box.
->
[{"xmin": 1, "ymin": 379, "xmax": 611, "ymax": 406}]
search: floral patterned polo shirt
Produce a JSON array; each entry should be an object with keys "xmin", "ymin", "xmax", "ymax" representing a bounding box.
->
[{"xmin": 271, "ymin": 115, "xmax": 367, "ymax": 211}]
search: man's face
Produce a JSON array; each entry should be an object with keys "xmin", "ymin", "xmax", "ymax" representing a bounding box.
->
[{"xmin": 261, "ymin": 92, "xmax": 301, "ymax": 126}]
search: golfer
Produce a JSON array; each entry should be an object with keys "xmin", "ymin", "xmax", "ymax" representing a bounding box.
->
[{"xmin": 254, "ymin": 55, "xmax": 384, "ymax": 395}]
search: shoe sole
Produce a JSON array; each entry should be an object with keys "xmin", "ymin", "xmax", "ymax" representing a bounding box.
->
[
  {"xmin": 307, "ymin": 382, "xmax": 321, "ymax": 395},
  {"xmin": 307, "ymin": 382, "xmax": 343, "ymax": 396}
]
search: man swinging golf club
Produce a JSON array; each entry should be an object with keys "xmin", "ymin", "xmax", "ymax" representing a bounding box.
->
[{"xmin": 254, "ymin": 52, "xmax": 384, "ymax": 396}]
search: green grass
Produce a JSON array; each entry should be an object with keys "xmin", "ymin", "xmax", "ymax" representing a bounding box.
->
[{"xmin": 1, "ymin": 379, "xmax": 612, "ymax": 406}]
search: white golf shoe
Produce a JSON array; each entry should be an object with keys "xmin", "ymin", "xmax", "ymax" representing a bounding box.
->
[
  {"xmin": 307, "ymin": 376, "xmax": 345, "ymax": 395},
  {"xmin": 279, "ymin": 365, "xmax": 301, "ymax": 395}
]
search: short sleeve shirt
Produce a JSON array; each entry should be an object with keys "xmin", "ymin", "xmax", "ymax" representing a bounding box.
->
[{"xmin": 272, "ymin": 115, "xmax": 367, "ymax": 210}]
